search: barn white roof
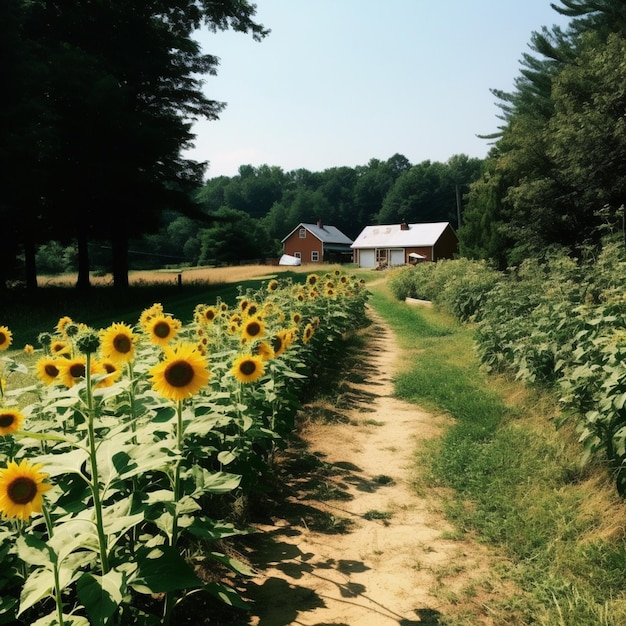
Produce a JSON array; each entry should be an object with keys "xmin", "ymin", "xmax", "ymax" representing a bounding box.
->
[{"xmin": 351, "ymin": 222, "xmax": 452, "ymax": 249}]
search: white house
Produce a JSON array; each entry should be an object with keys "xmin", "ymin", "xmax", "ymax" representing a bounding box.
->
[{"xmin": 351, "ymin": 222, "xmax": 458, "ymax": 268}]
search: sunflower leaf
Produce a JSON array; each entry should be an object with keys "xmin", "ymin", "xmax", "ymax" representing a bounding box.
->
[
  {"xmin": 76, "ymin": 569, "xmax": 126, "ymax": 624},
  {"xmin": 16, "ymin": 534, "xmax": 56, "ymax": 567},
  {"xmin": 129, "ymin": 545, "xmax": 203, "ymax": 594},
  {"xmin": 33, "ymin": 446, "xmax": 90, "ymax": 478}
]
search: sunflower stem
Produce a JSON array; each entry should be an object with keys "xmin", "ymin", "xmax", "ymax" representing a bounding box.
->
[
  {"xmin": 85, "ymin": 353, "xmax": 110, "ymax": 574},
  {"xmin": 164, "ymin": 400, "xmax": 184, "ymax": 624},
  {"xmin": 42, "ymin": 505, "xmax": 65, "ymax": 626}
]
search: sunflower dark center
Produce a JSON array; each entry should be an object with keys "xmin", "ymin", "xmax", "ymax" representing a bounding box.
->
[
  {"xmin": 205, "ymin": 310, "xmax": 215, "ymax": 321},
  {"xmin": 103, "ymin": 363, "xmax": 116, "ymax": 374},
  {"xmin": 69, "ymin": 363, "xmax": 86, "ymax": 378},
  {"xmin": 165, "ymin": 360, "xmax": 194, "ymax": 387},
  {"xmin": 247, "ymin": 322, "xmax": 261, "ymax": 337},
  {"xmin": 44, "ymin": 364, "xmax": 59, "ymax": 377},
  {"xmin": 248, "ymin": 305, "xmax": 258, "ymax": 316},
  {"xmin": 154, "ymin": 321, "xmax": 172, "ymax": 339},
  {"xmin": 8, "ymin": 477, "xmax": 37, "ymax": 504},
  {"xmin": 271, "ymin": 337, "xmax": 283, "ymax": 352},
  {"xmin": 0, "ymin": 332, "xmax": 6, "ymax": 345},
  {"xmin": 0, "ymin": 413, "xmax": 15, "ymax": 427},
  {"xmin": 113, "ymin": 334, "xmax": 131, "ymax": 353},
  {"xmin": 240, "ymin": 360, "xmax": 257, "ymax": 376}
]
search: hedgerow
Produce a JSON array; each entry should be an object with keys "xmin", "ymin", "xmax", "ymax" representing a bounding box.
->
[{"xmin": 388, "ymin": 243, "xmax": 626, "ymax": 496}]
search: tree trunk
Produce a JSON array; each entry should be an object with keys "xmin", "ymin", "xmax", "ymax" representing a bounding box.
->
[
  {"xmin": 76, "ymin": 232, "xmax": 91, "ymax": 290},
  {"xmin": 112, "ymin": 234, "xmax": 129, "ymax": 289},
  {"xmin": 23, "ymin": 233, "xmax": 38, "ymax": 290}
]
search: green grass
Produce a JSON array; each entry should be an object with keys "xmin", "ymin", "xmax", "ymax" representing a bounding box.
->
[
  {"xmin": 368, "ymin": 281, "xmax": 626, "ymax": 626},
  {"xmin": 1, "ymin": 271, "xmax": 310, "ymax": 347}
]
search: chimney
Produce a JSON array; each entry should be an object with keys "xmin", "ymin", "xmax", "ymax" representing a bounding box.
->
[
  {"xmin": 317, "ymin": 218, "xmax": 324, "ymax": 230},
  {"xmin": 400, "ymin": 221, "xmax": 409, "ymax": 231}
]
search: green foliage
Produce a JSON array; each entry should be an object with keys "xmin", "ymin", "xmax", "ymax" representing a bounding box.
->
[
  {"xmin": 462, "ymin": 3, "xmax": 626, "ymax": 267},
  {"xmin": 387, "ymin": 258, "xmax": 500, "ymax": 322},
  {"xmin": 391, "ymin": 244, "xmax": 626, "ymax": 497},
  {"xmin": 0, "ymin": 270, "xmax": 369, "ymax": 624}
]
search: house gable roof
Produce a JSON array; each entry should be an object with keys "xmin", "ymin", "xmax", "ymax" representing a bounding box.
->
[
  {"xmin": 351, "ymin": 222, "xmax": 454, "ymax": 249},
  {"xmin": 281, "ymin": 223, "xmax": 353, "ymax": 245}
]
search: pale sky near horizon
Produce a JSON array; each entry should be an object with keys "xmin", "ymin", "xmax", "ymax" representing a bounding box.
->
[{"xmin": 185, "ymin": 1, "xmax": 571, "ymax": 180}]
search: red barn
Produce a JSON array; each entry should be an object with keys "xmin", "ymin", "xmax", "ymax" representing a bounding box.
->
[{"xmin": 281, "ymin": 221, "xmax": 353, "ymax": 264}]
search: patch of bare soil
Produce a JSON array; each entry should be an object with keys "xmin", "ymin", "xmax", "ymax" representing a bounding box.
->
[{"xmin": 233, "ymin": 310, "xmax": 517, "ymax": 626}]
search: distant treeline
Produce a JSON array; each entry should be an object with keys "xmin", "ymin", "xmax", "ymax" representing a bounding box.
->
[{"xmin": 35, "ymin": 153, "xmax": 484, "ymax": 273}]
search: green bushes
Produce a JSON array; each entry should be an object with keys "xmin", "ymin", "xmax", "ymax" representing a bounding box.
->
[
  {"xmin": 389, "ymin": 244, "xmax": 626, "ymax": 495},
  {"xmin": 388, "ymin": 258, "xmax": 500, "ymax": 322}
]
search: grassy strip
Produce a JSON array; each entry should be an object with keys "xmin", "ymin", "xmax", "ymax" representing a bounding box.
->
[
  {"xmin": 1, "ymin": 271, "xmax": 309, "ymax": 347},
  {"xmin": 369, "ymin": 283, "xmax": 626, "ymax": 626}
]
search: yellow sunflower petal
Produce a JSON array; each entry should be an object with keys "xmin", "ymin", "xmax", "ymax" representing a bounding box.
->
[
  {"xmin": 0, "ymin": 409, "xmax": 24, "ymax": 436},
  {"xmin": 149, "ymin": 342, "xmax": 210, "ymax": 401},
  {"xmin": 100, "ymin": 322, "xmax": 136, "ymax": 363},
  {"xmin": 0, "ymin": 459, "xmax": 52, "ymax": 520},
  {"xmin": 231, "ymin": 354, "xmax": 265, "ymax": 383},
  {"xmin": 0, "ymin": 326, "xmax": 13, "ymax": 351}
]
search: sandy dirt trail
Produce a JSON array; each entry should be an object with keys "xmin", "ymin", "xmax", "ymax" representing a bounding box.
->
[{"xmin": 237, "ymin": 309, "xmax": 513, "ymax": 626}]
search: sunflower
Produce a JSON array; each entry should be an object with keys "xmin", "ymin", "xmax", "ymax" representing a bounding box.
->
[
  {"xmin": 245, "ymin": 303, "xmax": 260, "ymax": 318},
  {"xmin": 0, "ymin": 409, "xmax": 24, "ymax": 436},
  {"xmin": 0, "ymin": 326, "xmax": 12, "ymax": 351},
  {"xmin": 302, "ymin": 323, "xmax": 315, "ymax": 344},
  {"xmin": 0, "ymin": 459, "xmax": 52, "ymax": 520},
  {"xmin": 50, "ymin": 340, "xmax": 71, "ymax": 358},
  {"xmin": 306, "ymin": 274, "xmax": 319, "ymax": 286},
  {"xmin": 100, "ymin": 322, "xmax": 136, "ymax": 363},
  {"xmin": 271, "ymin": 329, "xmax": 293, "ymax": 357},
  {"xmin": 146, "ymin": 315, "xmax": 181, "ymax": 347},
  {"xmin": 255, "ymin": 341, "xmax": 275, "ymax": 361},
  {"xmin": 96, "ymin": 359, "xmax": 122, "ymax": 388},
  {"xmin": 23, "ymin": 344, "xmax": 34, "ymax": 355},
  {"xmin": 149, "ymin": 342, "xmax": 210, "ymax": 401},
  {"xmin": 58, "ymin": 356, "xmax": 102, "ymax": 388},
  {"xmin": 292, "ymin": 312, "xmax": 303, "ymax": 325},
  {"xmin": 201, "ymin": 306, "xmax": 218, "ymax": 324},
  {"xmin": 56, "ymin": 316, "xmax": 74, "ymax": 336},
  {"xmin": 267, "ymin": 279, "xmax": 279, "ymax": 292},
  {"xmin": 239, "ymin": 298, "xmax": 250, "ymax": 313},
  {"xmin": 241, "ymin": 317, "xmax": 265, "ymax": 342},
  {"xmin": 139, "ymin": 303, "xmax": 164, "ymax": 331},
  {"xmin": 36, "ymin": 357, "xmax": 62, "ymax": 385},
  {"xmin": 231, "ymin": 354, "xmax": 265, "ymax": 383}
]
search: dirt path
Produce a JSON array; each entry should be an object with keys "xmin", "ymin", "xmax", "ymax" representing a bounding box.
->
[{"xmin": 237, "ymin": 310, "xmax": 514, "ymax": 626}]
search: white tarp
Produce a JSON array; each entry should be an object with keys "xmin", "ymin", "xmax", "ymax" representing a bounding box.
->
[
  {"xmin": 279, "ymin": 254, "xmax": 302, "ymax": 266},
  {"xmin": 408, "ymin": 252, "xmax": 426, "ymax": 259}
]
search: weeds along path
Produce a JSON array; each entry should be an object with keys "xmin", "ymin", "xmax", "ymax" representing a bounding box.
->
[{"xmin": 238, "ymin": 308, "xmax": 516, "ymax": 626}]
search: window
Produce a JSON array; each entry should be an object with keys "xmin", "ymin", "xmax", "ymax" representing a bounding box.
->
[
  {"xmin": 299, "ymin": 228, "xmax": 306, "ymax": 239},
  {"xmin": 294, "ymin": 252, "xmax": 301, "ymax": 259},
  {"xmin": 311, "ymin": 250, "xmax": 319, "ymax": 262}
]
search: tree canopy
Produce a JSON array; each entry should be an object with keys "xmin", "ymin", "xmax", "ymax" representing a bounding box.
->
[
  {"xmin": 460, "ymin": 0, "xmax": 626, "ymax": 267},
  {"xmin": 0, "ymin": 0, "xmax": 267, "ymax": 289}
]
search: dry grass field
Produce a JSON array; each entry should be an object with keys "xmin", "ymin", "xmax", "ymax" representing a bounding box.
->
[{"xmin": 38, "ymin": 263, "xmax": 322, "ymax": 287}]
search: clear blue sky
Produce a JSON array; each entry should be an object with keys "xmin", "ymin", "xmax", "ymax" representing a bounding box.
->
[{"xmin": 186, "ymin": 1, "xmax": 571, "ymax": 179}]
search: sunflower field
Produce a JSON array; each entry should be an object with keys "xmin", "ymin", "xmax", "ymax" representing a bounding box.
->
[{"xmin": 0, "ymin": 270, "xmax": 369, "ymax": 625}]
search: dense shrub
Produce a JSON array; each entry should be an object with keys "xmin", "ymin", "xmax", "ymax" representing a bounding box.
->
[
  {"xmin": 388, "ymin": 258, "xmax": 500, "ymax": 322},
  {"xmin": 389, "ymin": 244, "xmax": 626, "ymax": 495}
]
